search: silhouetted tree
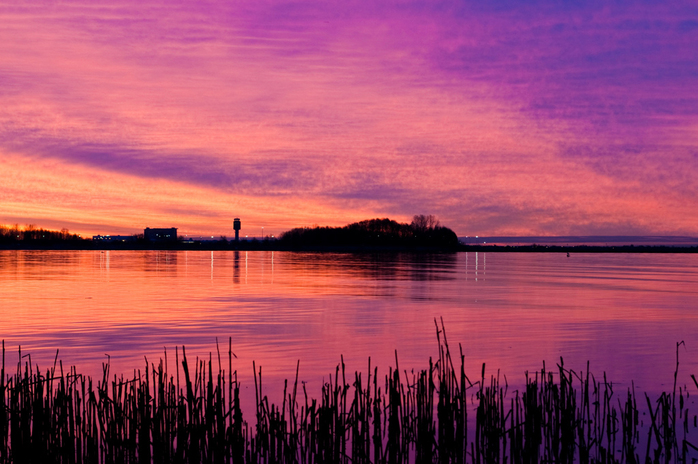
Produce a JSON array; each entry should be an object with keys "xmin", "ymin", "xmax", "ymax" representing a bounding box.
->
[
  {"xmin": 410, "ymin": 214, "xmax": 440, "ymax": 233},
  {"xmin": 279, "ymin": 216, "xmax": 458, "ymax": 248},
  {"xmin": 24, "ymin": 224, "xmax": 37, "ymax": 240},
  {"xmin": 0, "ymin": 224, "xmax": 84, "ymax": 243}
]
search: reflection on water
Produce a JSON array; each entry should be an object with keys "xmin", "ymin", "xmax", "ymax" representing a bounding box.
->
[{"xmin": 1, "ymin": 250, "xmax": 697, "ymax": 409}]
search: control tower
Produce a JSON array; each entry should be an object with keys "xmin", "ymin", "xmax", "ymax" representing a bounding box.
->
[{"xmin": 233, "ymin": 218, "xmax": 241, "ymax": 241}]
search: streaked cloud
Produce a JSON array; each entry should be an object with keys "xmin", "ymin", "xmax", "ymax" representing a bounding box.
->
[{"xmin": 1, "ymin": 0, "xmax": 696, "ymax": 236}]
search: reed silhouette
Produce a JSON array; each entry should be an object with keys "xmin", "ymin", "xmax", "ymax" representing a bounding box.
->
[{"xmin": 1, "ymin": 321, "xmax": 696, "ymax": 463}]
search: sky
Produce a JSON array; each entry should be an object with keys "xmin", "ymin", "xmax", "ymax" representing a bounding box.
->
[{"xmin": 1, "ymin": 0, "xmax": 697, "ymax": 238}]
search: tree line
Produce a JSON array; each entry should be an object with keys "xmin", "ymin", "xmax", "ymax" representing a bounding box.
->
[
  {"xmin": 0, "ymin": 224, "xmax": 83, "ymax": 242},
  {"xmin": 278, "ymin": 215, "xmax": 459, "ymax": 248}
]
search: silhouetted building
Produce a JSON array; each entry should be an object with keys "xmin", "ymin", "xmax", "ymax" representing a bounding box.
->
[
  {"xmin": 233, "ymin": 218, "xmax": 241, "ymax": 242},
  {"xmin": 92, "ymin": 235, "xmax": 135, "ymax": 242},
  {"xmin": 144, "ymin": 227, "xmax": 177, "ymax": 241}
]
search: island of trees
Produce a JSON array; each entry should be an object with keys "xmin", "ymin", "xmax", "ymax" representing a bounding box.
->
[{"xmin": 277, "ymin": 215, "xmax": 459, "ymax": 249}]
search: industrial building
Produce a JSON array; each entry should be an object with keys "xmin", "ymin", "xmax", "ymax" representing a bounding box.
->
[
  {"xmin": 92, "ymin": 235, "xmax": 135, "ymax": 242},
  {"xmin": 144, "ymin": 227, "xmax": 178, "ymax": 241}
]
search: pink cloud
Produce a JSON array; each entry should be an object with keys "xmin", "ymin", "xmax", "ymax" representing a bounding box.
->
[{"xmin": 1, "ymin": 0, "xmax": 697, "ymax": 235}]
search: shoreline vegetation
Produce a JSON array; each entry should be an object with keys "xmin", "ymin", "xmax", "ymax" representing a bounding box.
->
[
  {"xmin": 1, "ymin": 221, "xmax": 697, "ymax": 253},
  {"xmin": 1, "ymin": 320, "xmax": 697, "ymax": 463},
  {"xmin": 277, "ymin": 216, "xmax": 459, "ymax": 249}
]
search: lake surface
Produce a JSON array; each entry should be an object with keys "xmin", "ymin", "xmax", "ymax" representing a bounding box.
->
[{"xmin": 1, "ymin": 250, "xmax": 697, "ymax": 410}]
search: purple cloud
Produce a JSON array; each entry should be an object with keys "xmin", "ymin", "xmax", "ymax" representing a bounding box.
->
[{"xmin": 1, "ymin": 0, "xmax": 697, "ymax": 235}]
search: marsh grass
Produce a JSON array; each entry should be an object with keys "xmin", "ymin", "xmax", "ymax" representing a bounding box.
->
[{"xmin": 1, "ymin": 321, "xmax": 697, "ymax": 463}]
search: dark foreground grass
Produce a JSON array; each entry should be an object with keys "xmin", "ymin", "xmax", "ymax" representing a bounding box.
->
[{"xmin": 1, "ymin": 321, "xmax": 697, "ymax": 463}]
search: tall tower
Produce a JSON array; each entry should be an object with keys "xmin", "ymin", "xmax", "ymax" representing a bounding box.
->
[{"xmin": 233, "ymin": 218, "xmax": 241, "ymax": 241}]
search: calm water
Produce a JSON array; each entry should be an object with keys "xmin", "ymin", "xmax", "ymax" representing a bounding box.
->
[{"xmin": 1, "ymin": 250, "xmax": 697, "ymax": 408}]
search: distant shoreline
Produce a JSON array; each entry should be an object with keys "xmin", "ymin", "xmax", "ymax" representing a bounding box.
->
[
  {"xmin": 460, "ymin": 244, "xmax": 698, "ymax": 253},
  {"xmin": 1, "ymin": 242, "xmax": 697, "ymax": 253}
]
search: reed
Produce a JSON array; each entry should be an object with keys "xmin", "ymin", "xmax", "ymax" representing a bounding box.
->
[{"xmin": 1, "ymin": 324, "xmax": 697, "ymax": 463}]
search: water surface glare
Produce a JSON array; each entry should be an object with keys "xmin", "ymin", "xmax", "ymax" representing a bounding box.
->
[{"xmin": 1, "ymin": 250, "xmax": 697, "ymax": 408}]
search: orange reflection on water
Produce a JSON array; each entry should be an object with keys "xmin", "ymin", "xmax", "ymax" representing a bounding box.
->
[{"xmin": 1, "ymin": 250, "xmax": 697, "ymax": 410}]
